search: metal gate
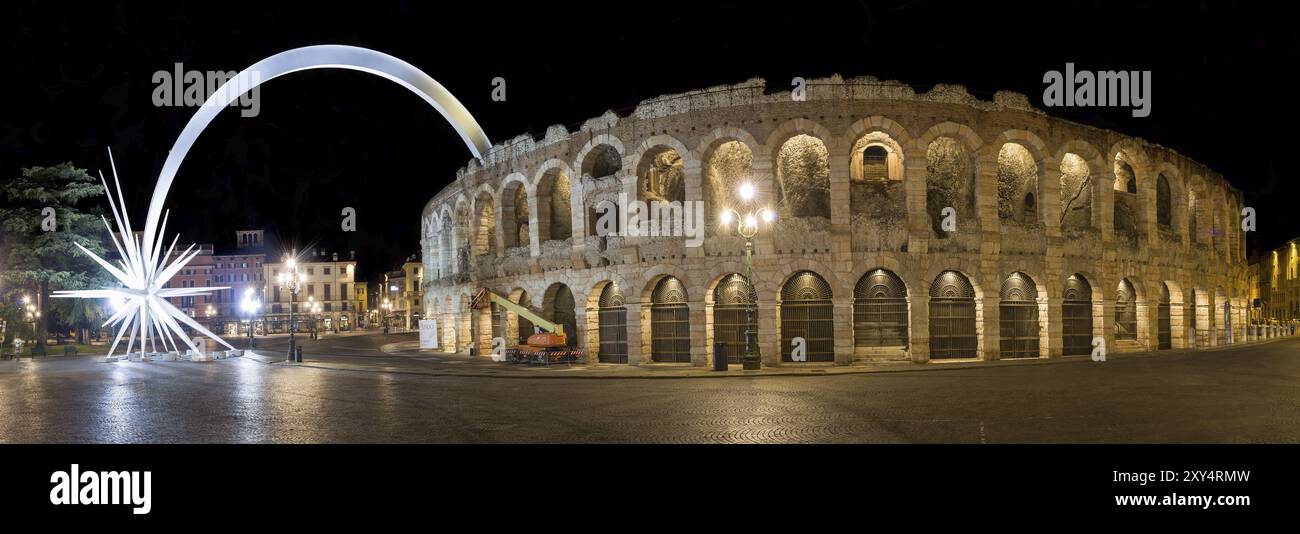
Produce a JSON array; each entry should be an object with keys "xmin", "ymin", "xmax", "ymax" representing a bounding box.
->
[
  {"xmin": 650, "ymin": 277, "xmax": 691, "ymax": 362},
  {"xmin": 1115, "ymin": 279, "xmax": 1138, "ymax": 340},
  {"xmin": 999, "ymin": 272, "xmax": 1040, "ymax": 358},
  {"xmin": 929, "ymin": 271, "xmax": 977, "ymax": 359},
  {"xmin": 853, "ymin": 269, "xmax": 908, "ymax": 349},
  {"xmin": 780, "ymin": 271, "xmax": 835, "ymax": 362},
  {"xmin": 597, "ymin": 283, "xmax": 628, "ymax": 363},
  {"xmin": 713, "ymin": 273, "xmax": 756, "ymax": 364},
  {"xmin": 1062, "ymin": 274, "xmax": 1093, "ymax": 356},
  {"xmin": 1157, "ymin": 284, "xmax": 1172, "ymax": 350}
]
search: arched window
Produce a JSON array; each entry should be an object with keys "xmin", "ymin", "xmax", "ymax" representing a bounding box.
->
[
  {"xmin": 583, "ymin": 144, "xmax": 622, "ymax": 179},
  {"xmin": 860, "ymin": 145, "xmax": 888, "ymax": 181},
  {"xmin": 544, "ymin": 284, "xmax": 577, "ymax": 347},
  {"xmin": 1156, "ymin": 174, "xmax": 1173, "ymax": 228},
  {"xmin": 780, "ymin": 271, "xmax": 835, "ymax": 362}
]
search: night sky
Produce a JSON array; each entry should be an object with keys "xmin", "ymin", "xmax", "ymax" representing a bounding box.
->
[{"xmin": 2, "ymin": 1, "xmax": 1296, "ymax": 282}]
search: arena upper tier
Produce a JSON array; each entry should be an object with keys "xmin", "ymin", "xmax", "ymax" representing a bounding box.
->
[{"xmin": 420, "ymin": 76, "xmax": 1248, "ymax": 365}]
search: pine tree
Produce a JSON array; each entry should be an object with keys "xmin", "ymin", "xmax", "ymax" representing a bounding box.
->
[{"xmin": 0, "ymin": 163, "xmax": 110, "ymax": 347}]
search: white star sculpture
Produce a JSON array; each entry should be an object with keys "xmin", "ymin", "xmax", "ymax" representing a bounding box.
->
[{"xmin": 52, "ymin": 149, "xmax": 236, "ymax": 359}]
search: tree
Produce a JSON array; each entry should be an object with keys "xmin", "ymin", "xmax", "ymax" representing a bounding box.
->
[{"xmin": 0, "ymin": 163, "xmax": 109, "ymax": 347}]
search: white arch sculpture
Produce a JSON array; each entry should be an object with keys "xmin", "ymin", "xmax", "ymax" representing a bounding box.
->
[{"xmin": 55, "ymin": 45, "xmax": 492, "ymax": 360}]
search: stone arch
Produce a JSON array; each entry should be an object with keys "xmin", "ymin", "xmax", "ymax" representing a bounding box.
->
[
  {"xmin": 1062, "ymin": 273, "xmax": 1098, "ymax": 356},
  {"xmin": 588, "ymin": 279, "xmax": 630, "ymax": 363},
  {"xmin": 541, "ymin": 282, "xmax": 578, "ymax": 347},
  {"xmin": 987, "ymin": 131, "xmax": 1049, "ymax": 227},
  {"xmin": 853, "ymin": 267, "xmax": 909, "ymax": 353},
  {"xmin": 497, "ymin": 173, "xmax": 531, "ymax": 250},
  {"xmin": 919, "ymin": 122, "xmax": 983, "ymax": 237},
  {"xmin": 700, "ymin": 129, "xmax": 760, "ymax": 235},
  {"xmin": 646, "ymin": 275, "xmax": 691, "ymax": 363},
  {"xmin": 1055, "ymin": 140, "xmax": 1106, "ymax": 232},
  {"xmin": 471, "ymin": 186, "xmax": 498, "ymax": 258},
  {"xmin": 707, "ymin": 271, "xmax": 758, "ymax": 364},
  {"xmin": 767, "ymin": 118, "xmax": 834, "ymax": 220},
  {"xmin": 999, "ymin": 271, "xmax": 1044, "ymax": 358},
  {"xmin": 777, "ymin": 269, "xmax": 835, "ymax": 363},
  {"xmin": 534, "ymin": 163, "xmax": 574, "ymax": 243},
  {"xmin": 845, "ymin": 116, "xmax": 912, "ymax": 181},
  {"xmin": 574, "ymin": 134, "xmax": 626, "ymax": 179},
  {"xmin": 631, "ymin": 136, "xmax": 689, "ymax": 203},
  {"xmin": 928, "ymin": 269, "xmax": 980, "ymax": 359},
  {"xmin": 846, "ymin": 119, "xmax": 909, "ymax": 251},
  {"xmin": 1115, "ymin": 277, "xmax": 1141, "ymax": 341}
]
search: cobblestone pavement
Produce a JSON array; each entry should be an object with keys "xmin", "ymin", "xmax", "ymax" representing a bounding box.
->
[{"xmin": 1, "ymin": 333, "xmax": 1298, "ymax": 443}]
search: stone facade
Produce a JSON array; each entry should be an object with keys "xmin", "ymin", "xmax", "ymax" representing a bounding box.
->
[{"xmin": 420, "ymin": 76, "xmax": 1249, "ymax": 365}]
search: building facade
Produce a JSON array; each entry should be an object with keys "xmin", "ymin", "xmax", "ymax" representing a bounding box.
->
[
  {"xmin": 421, "ymin": 77, "xmax": 1250, "ymax": 365},
  {"xmin": 262, "ymin": 250, "xmax": 359, "ymax": 333},
  {"xmin": 1251, "ymin": 240, "xmax": 1300, "ymax": 326},
  {"xmin": 381, "ymin": 257, "xmax": 423, "ymax": 330},
  {"xmin": 211, "ymin": 230, "xmax": 268, "ymax": 335}
]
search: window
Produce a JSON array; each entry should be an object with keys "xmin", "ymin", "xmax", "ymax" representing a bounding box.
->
[{"xmin": 324, "ymin": 267, "xmax": 331, "ymax": 275}]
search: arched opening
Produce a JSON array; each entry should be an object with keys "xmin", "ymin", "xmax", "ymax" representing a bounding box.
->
[
  {"xmin": 712, "ymin": 273, "xmax": 756, "ymax": 364},
  {"xmin": 775, "ymin": 134, "xmax": 831, "ymax": 219},
  {"xmin": 853, "ymin": 268, "xmax": 908, "ymax": 352},
  {"xmin": 780, "ymin": 270, "xmax": 835, "ymax": 362},
  {"xmin": 997, "ymin": 143, "xmax": 1040, "ymax": 226},
  {"xmin": 501, "ymin": 181, "xmax": 529, "ymax": 250},
  {"xmin": 1156, "ymin": 174, "xmax": 1173, "ymax": 229},
  {"xmin": 473, "ymin": 191, "xmax": 497, "ymax": 257},
  {"xmin": 999, "ymin": 272, "xmax": 1040, "ymax": 358},
  {"xmin": 1158, "ymin": 283, "xmax": 1172, "ymax": 350},
  {"xmin": 536, "ymin": 168, "xmax": 573, "ymax": 243},
  {"xmin": 543, "ymin": 283, "xmax": 577, "ymax": 348},
  {"xmin": 850, "ymin": 132, "xmax": 907, "ymax": 251},
  {"xmin": 582, "ymin": 144, "xmax": 623, "ymax": 179},
  {"xmin": 452, "ymin": 203, "xmax": 471, "ymax": 273},
  {"xmin": 1059, "ymin": 153, "xmax": 1093, "ymax": 231},
  {"xmin": 926, "ymin": 137, "xmax": 975, "ymax": 238},
  {"xmin": 636, "ymin": 146, "xmax": 684, "ymax": 203},
  {"xmin": 929, "ymin": 271, "xmax": 978, "ymax": 359},
  {"xmin": 703, "ymin": 140, "xmax": 753, "ymax": 235},
  {"xmin": 649, "ymin": 276, "xmax": 690, "ymax": 363},
  {"xmin": 1062, "ymin": 274, "xmax": 1093, "ymax": 356},
  {"xmin": 1116, "ymin": 279, "xmax": 1138, "ymax": 340},
  {"xmin": 596, "ymin": 282, "xmax": 628, "ymax": 363}
]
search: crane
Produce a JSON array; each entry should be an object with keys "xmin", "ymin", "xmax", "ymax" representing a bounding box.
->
[{"xmin": 471, "ymin": 288, "xmax": 582, "ymax": 363}]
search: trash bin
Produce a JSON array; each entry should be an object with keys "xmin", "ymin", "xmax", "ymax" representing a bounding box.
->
[
  {"xmin": 295, "ymin": 345, "xmax": 303, "ymax": 363},
  {"xmin": 713, "ymin": 342, "xmax": 728, "ymax": 371}
]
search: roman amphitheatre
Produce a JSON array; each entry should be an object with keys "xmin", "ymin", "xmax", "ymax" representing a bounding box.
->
[{"xmin": 418, "ymin": 75, "xmax": 1247, "ymax": 366}]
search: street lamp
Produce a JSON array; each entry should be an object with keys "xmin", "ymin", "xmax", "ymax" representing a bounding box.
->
[
  {"xmin": 307, "ymin": 297, "xmax": 322, "ymax": 341},
  {"xmin": 720, "ymin": 181, "xmax": 776, "ymax": 370},
  {"xmin": 381, "ymin": 298, "xmax": 392, "ymax": 335},
  {"xmin": 240, "ymin": 288, "xmax": 261, "ymax": 349},
  {"xmin": 276, "ymin": 254, "xmax": 305, "ymax": 363},
  {"xmin": 22, "ymin": 294, "xmax": 40, "ymax": 341},
  {"xmin": 389, "ymin": 284, "xmax": 400, "ymax": 330}
]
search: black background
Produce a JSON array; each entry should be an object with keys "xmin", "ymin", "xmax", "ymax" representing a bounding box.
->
[
  {"xmin": 0, "ymin": 444, "xmax": 1285, "ymax": 525},
  {"xmin": 2, "ymin": 0, "xmax": 1297, "ymax": 282}
]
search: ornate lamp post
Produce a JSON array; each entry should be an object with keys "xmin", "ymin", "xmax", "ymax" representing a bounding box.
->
[
  {"xmin": 389, "ymin": 284, "xmax": 400, "ymax": 331},
  {"xmin": 719, "ymin": 182, "xmax": 776, "ymax": 370},
  {"xmin": 276, "ymin": 254, "xmax": 305, "ymax": 362},
  {"xmin": 381, "ymin": 298, "xmax": 392, "ymax": 335},
  {"xmin": 240, "ymin": 288, "xmax": 261, "ymax": 349},
  {"xmin": 21, "ymin": 295, "xmax": 40, "ymax": 352}
]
